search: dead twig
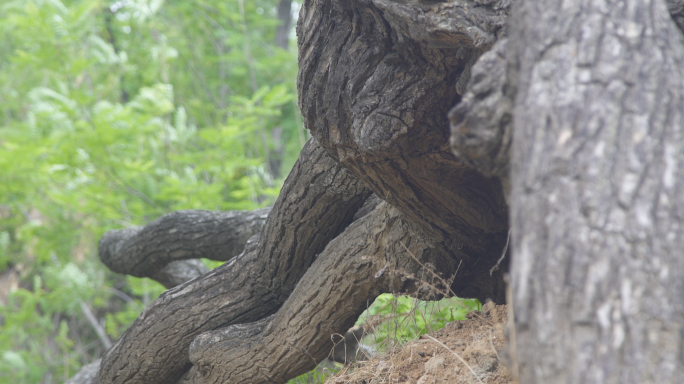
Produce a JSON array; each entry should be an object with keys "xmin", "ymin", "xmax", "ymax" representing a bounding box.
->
[
  {"xmin": 490, "ymin": 229, "xmax": 511, "ymax": 276},
  {"xmin": 79, "ymin": 301, "xmax": 112, "ymax": 349},
  {"xmin": 400, "ymin": 241, "xmax": 457, "ymax": 297},
  {"xmin": 398, "ymin": 241, "xmax": 490, "ymax": 324}
]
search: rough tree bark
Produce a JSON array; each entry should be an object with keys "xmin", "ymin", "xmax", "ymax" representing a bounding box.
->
[
  {"xmin": 182, "ymin": 201, "xmax": 456, "ymax": 383},
  {"xmin": 99, "ymin": 208, "xmax": 270, "ymax": 288},
  {"xmin": 507, "ymin": 0, "xmax": 684, "ymax": 382},
  {"xmin": 69, "ymin": 0, "xmax": 684, "ymax": 383}
]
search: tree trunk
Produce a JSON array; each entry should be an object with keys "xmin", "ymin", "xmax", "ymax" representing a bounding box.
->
[
  {"xmin": 508, "ymin": 0, "xmax": 684, "ymax": 382},
  {"xmin": 297, "ymin": 0, "xmax": 511, "ymax": 301},
  {"xmin": 99, "ymin": 208, "xmax": 270, "ymax": 287},
  {"xmin": 93, "ymin": 139, "xmax": 482, "ymax": 384}
]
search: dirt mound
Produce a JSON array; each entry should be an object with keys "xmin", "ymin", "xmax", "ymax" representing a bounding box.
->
[{"xmin": 327, "ymin": 304, "xmax": 513, "ymax": 384}]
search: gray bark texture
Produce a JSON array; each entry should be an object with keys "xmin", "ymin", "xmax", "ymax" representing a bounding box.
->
[
  {"xmin": 92, "ymin": 138, "xmax": 469, "ymax": 384},
  {"xmin": 183, "ymin": 201, "xmax": 455, "ymax": 383},
  {"xmin": 668, "ymin": 0, "xmax": 684, "ymax": 32},
  {"xmin": 150, "ymin": 259, "xmax": 211, "ymax": 289},
  {"xmin": 297, "ymin": 0, "xmax": 511, "ymax": 301},
  {"xmin": 78, "ymin": 1, "xmax": 514, "ymax": 383},
  {"xmin": 508, "ymin": 0, "xmax": 684, "ymax": 382},
  {"xmin": 99, "ymin": 208, "xmax": 269, "ymax": 288}
]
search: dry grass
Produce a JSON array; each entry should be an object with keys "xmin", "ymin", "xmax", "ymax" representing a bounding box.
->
[
  {"xmin": 319, "ymin": 242, "xmax": 514, "ymax": 384},
  {"xmin": 325, "ymin": 305, "xmax": 513, "ymax": 384}
]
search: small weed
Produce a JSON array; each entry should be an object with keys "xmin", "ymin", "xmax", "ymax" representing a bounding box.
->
[{"xmin": 357, "ymin": 294, "xmax": 481, "ymax": 352}]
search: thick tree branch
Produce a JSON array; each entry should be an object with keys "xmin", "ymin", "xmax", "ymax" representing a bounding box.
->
[
  {"xmin": 185, "ymin": 205, "xmax": 391, "ymax": 383},
  {"xmin": 98, "ymin": 139, "xmax": 372, "ymax": 384},
  {"xmin": 99, "ymin": 208, "xmax": 270, "ymax": 279},
  {"xmin": 184, "ymin": 201, "xmax": 463, "ymax": 383}
]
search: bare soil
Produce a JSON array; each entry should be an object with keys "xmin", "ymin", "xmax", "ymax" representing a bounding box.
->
[{"xmin": 326, "ymin": 304, "xmax": 513, "ymax": 384}]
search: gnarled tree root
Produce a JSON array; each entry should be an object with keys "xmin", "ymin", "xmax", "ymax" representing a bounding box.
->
[
  {"xmin": 97, "ymin": 139, "xmax": 372, "ymax": 384},
  {"xmin": 185, "ymin": 201, "xmax": 462, "ymax": 383},
  {"xmin": 99, "ymin": 208, "xmax": 270, "ymax": 288}
]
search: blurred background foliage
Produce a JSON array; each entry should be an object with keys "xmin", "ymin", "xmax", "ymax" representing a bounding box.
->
[{"xmin": 0, "ymin": 0, "xmax": 304, "ymax": 382}]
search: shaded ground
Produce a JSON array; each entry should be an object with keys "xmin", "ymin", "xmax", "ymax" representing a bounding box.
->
[{"xmin": 327, "ymin": 304, "xmax": 513, "ymax": 384}]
